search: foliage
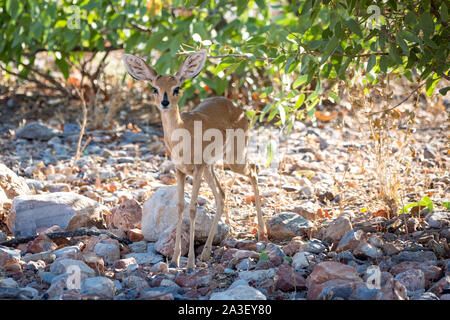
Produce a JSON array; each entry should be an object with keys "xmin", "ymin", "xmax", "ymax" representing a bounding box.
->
[
  {"xmin": 0, "ymin": 0, "xmax": 448, "ymax": 126},
  {"xmin": 400, "ymin": 195, "xmax": 434, "ymax": 214}
]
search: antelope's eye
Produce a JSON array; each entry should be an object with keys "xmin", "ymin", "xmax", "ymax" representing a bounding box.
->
[
  {"xmin": 152, "ymin": 87, "xmax": 158, "ymax": 94},
  {"xmin": 173, "ymin": 87, "xmax": 180, "ymax": 95}
]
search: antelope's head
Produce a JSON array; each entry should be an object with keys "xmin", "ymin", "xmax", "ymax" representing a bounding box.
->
[{"xmin": 122, "ymin": 51, "xmax": 207, "ymax": 111}]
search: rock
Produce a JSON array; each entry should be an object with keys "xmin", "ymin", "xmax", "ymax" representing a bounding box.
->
[
  {"xmin": 300, "ymin": 239, "xmax": 326, "ymax": 254},
  {"xmin": 94, "ymin": 242, "xmax": 120, "ymax": 264},
  {"xmin": 127, "ymin": 228, "xmax": 144, "ymax": 242},
  {"xmin": 110, "ymin": 199, "xmax": 142, "ymax": 231},
  {"xmin": 266, "ymin": 212, "xmax": 313, "ymax": 241},
  {"xmin": 0, "ymin": 163, "xmax": 31, "ymax": 200},
  {"xmin": 322, "ymin": 216, "xmax": 353, "ymax": 243},
  {"xmin": 50, "ymin": 258, "xmax": 96, "ymax": 280},
  {"xmin": 81, "ymin": 277, "xmax": 116, "ymax": 299},
  {"xmin": 336, "ymin": 229, "xmax": 365, "ymax": 252},
  {"xmin": 382, "ymin": 242, "xmax": 402, "ymax": 256},
  {"xmin": 22, "ymin": 251, "xmax": 56, "ymax": 264},
  {"xmin": 411, "ymin": 292, "xmax": 439, "ymax": 300},
  {"xmin": 15, "ymin": 122, "xmax": 60, "ymax": 140},
  {"xmin": 46, "ymin": 274, "xmax": 80, "ymax": 298},
  {"xmin": 9, "ymin": 192, "xmax": 109, "ymax": 237},
  {"xmin": 441, "ymin": 294, "xmax": 450, "ymax": 300},
  {"xmin": 292, "ymin": 251, "xmax": 315, "ymax": 270},
  {"xmin": 239, "ymin": 269, "xmax": 275, "ymax": 283},
  {"xmin": 283, "ymin": 237, "xmax": 305, "ymax": 256},
  {"xmin": 307, "ymin": 279, "xmax": 363, "ymax": 300},
  {"xmin": 210, "ymin": 285, "xmax": 266, "ymax": 300},
  {"xmin": 125, "ymin": 252, "xmax": 163, "ymax": 265},
  {"xmin": 392, "ymin": 250, "xmax": 437, "ymax": 263},
  {"xmin": 274, "ymin": 264, "xmax": 307, "ymax": 291},
  {"xmin": 428, "ymin": 276, "xmax": 450, "ymax": 296},
  {"xmin": 122, "ymin": 131, "xmax": 150, "ymax": 143},
  {"xmin": 0, "ymin": 187, "xmax": 10, "ymax": 211},
  {"xmin": 142, "ymin": 186, "xmax": 229, "ymax": 243},
  {"xmin": 369, "ymin": 235, "xmax": 383, "ymax": 248},
  {"xmin": 113, "ymin": 257, "xmax": 137, "ymax": 271},
  {"xmin": 82, "ymin": 252, "xmax": 104, "ymax": 272},
  {"xmin": 26, "ymin": 233, "xmax": 57, "ymax": 254},
  {"xmin": 63, "ymin": 123, "xmax": 81, "ymax": 135},
  {"xmin": 0, "ymin": 246, "xmax": 21, "ymax": 272},
  {"xmin": 394, "ymin": 269, "xmax": 425, "ymax": 291},
  {"xmin": 390, "ymin": 261, "xmax": 442, "ymax": 285},
  {"xmin": 306, "ymin": 261, "xmax": 362, "ymax": 288},
  {"xmin": 353, "ymin": 286, "xmax": 382, "ymax": 300},
  {"xmin": 352, "ymin": 241, "xmax": 383, "ymax": 259},
  {"xmin": 47, "ymin": 183, "xmax": 71, "ymax": 193},
  {"xmin": 292, "ymin": 201, "xmax": 319, "ymax": 220},
  {"xmin": 175, "ymin": 269, "xmax": 212, "ymax": 288},
  {"xmin": 129, "ymin": 241, "xmax": 147, "ymax": 253},
  {"xmin": 150, "ymin": 261, "xmax": 169, "ymax": 274},
  {"xmin": 154, "ymin": 221, "xmax": 189, "ymax": 259},
  {"xmin": 426, "ymin": 212, "xmax": 450, "ymax": 228},
  {"xmin": 0, "ymin": 278, "xmax": 19, "ymax": 289},
  {"xmin": 53, "ymin": 245, "xmax": 81, "ymax": 259}
]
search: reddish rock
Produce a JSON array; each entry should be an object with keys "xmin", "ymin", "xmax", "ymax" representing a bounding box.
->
[
  {"xmin": 275, "ymin": 264, "xmax": 307, "ymax": 292},
  {"xmin": 236, "ymin": 240, "xmax": 257, "ymax": 251},
  {"xmin": 113, "ymin": 257, "xmax": 137, "ymax": 271},
  {"xmin": 127, "ymin": 228, "xmax": 144, "ymax": 242},
  {"xmin": 306, "ymin": 261, "xmax": 362, "ymax": 288},
  {"xmin": 394, "ymin": 269, "xmax": 425, "ymax": 291},
  {"xmin": 82, "ymin": 252, "xmax": 104, "ymax": 273},
  {"xmin": 307, "ymin": 279, "xmax": 363, "ymax": 300},
  {"xmin": 110, "ymin": 199, "xmax": 142, "ymax": 231},
  {"xmin": 428, "ymin": 276, "xmax": 450, "ymax": 296},
  {"xmin": 336, "ymin": 229, "xmax": 365, "ymax": 252},
  {"xmin": 26, "ymin": 233, "xmax": 57, "ymax": 254},
  {"xmin": 283, "ymin": 237, "xmax": 304, "ymax": 256},
  {"xmin": 322, "ymin": 216, "xmax": 353, "ymax": 243},
  {"xmin": 154, "ymin": 222, "xmax": 189, "ymax": 259},
  {"xmin": 175, "ymin": 269, "xmax": 213, "ymax": 288},
  {"xmin": 266, "ymin": 212, "xmax": 313, "ymax": 241},
  {"xmin": 390, "ymin": 261, "xmax": 442, "ymax": 286},
  {"xmin": 0, "ymin": 246, "xmax": 22, "ymax": 272}
]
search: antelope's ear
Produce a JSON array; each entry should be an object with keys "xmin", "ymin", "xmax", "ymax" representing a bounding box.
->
[
  {"xmin": 122, "ymin": 54, "xmax": 157, "ymax": 82},
  {"xmin": 175, "ymin": 50, "xmax": 207, "ymax": 83}
]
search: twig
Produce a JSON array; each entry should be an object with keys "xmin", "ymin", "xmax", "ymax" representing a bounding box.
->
[
  {"xmin": 71, "ymin": 87, "xmax": 90, "ymax": 170},
  {"xmin": 366, "ymin": 81, "xmax": 427, "ymax": 116},
  {"xmin": 0, "ymin": 228, "xmax": 131, "ymax": 247}
]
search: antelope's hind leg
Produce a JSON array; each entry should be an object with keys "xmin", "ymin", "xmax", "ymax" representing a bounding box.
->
[{"xmin": 201, "ymin": 165, "xmax": 225, "ymax": 261}]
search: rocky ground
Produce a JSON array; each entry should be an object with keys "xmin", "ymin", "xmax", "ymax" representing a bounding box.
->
[{"xmin": 0, "ymin": 89, "xmax": 449, "ymax": 300}]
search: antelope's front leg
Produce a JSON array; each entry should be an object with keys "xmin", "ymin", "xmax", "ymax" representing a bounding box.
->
[
  {"xmin": 187, "ymin": 166, "xmax": 204, "ymax": 271},
  {"xmin": 171, "ymin": 169, "xmax": 186, "ymax": 267}
]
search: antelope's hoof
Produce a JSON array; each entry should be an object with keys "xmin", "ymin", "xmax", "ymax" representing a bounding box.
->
[{"xmin": 169, "ymin": 262, "xmax": 178, "ymax": 268}]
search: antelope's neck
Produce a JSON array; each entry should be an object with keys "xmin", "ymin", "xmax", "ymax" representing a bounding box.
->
[{"xmin": 161, "ymin": 106, "xmax": 183, "ymax": 145}]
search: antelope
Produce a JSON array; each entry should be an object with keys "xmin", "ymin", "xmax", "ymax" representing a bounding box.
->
[{"xmin": 122, "ymin": 50, "xmax": 267, "ymax": 270}]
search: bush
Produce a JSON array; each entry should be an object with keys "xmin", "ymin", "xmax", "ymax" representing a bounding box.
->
[{"xmin": 0, "ymin": 0, "xmax": 448, "ymax": 126}]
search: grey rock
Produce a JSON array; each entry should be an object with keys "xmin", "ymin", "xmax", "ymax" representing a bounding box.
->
[
  {"xmin": 23, "ymin": 251, "xmax": 56, "ymax": 264},
  {"xmin": 81, "ymin": 276, "xmax": 116, "ymax": 298},
  {"xmin": 16, "ymin": 122, "xmax": 60, "ymax": 140},
  {"xmin": 0, "ymin": 278, "xmax": 19, "ymax": 289},
  {"xmin": 94, "ymin": 243, "xmax": 120, "ymax": 264},
  {"xmin": 210, "ymin": 285, "xmax": 266, "ymax": 300},
  {"xmin": 392, "ymin": 250, "xmax": 437, "ymax": 263},
  {"xmin": 10, "ymin": 192, "xmax": 108, "ymax": 237},
  {"xmin": 50, "ymin": 258, "xmax": 95, "ymax": 280},
  {"xmin": 266, "ymin": 212, "xmax": 313, "ymax": 240},
  {"xmin": 142, "ymin": 186, "xmax": 229, "ymax": 243},
  {"xmin": 411, "ymin": 292, "xmax": 439, "ymax": 300},
  {"xmin": 129, "ymin": 241, "xmax": 147, "ymax": 253},
  {"xmin": 63, "ymin": 123, "xmax": 81, "ymax": 135},
  {"xmin": 122, "ymin": 131, "xmax": 150, "ymax": 143},
  {"xmin": 125, "ymin": 252, "xmax": 163, "ymax": 265},
  {"xmin": 239, "ymin": 268, "xmax": 275, "ymax": 282}
]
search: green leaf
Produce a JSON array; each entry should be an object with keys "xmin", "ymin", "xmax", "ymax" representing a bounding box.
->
[
  {"xmin": 419, "ymin": 13, "xmax": 435, "ymax": 36},
  {"xmin": 396, "ymin": 34, "xmax": 409, "ymax": 56},
  {"xmin": 294, "ymin": 93, "xmax": 306, "ymax": 109},
  {"xmin": 345, "ymin": 19, "xmax": 362, "ymax": 37},
  {"xmin": 426, "ymin": 76, "xmax": 440, "ymax": 97},
  {"xmin": 55, "ymin": 58, "xmax": 69, "ymax": 80},
  {"xmin": 293, "ymin": 75, "xmax": 308, "ymax": 89},
  {"xmin": 278, "ymin": 104, "xmax": 286, "ymax": 124},
  {"xmin": 419, "ymin": 196, "xmax": 434, "ymax": 212},
  {"xmin": 443, "ymin": 201, "xmax": 450, "ymax": 210},
  {"xmin": 440, "ymin": 2, "xmax": 448, "ymax": 24},
  {"xmin": 439, "ymin": 86, "xmax": 450, "ymax": 95},
  {"xmin": 367, "ymin": 54, "xmax": 376, "ymax": 72}
]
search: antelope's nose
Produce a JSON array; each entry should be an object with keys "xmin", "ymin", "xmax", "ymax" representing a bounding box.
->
[{"xmin": 161, "ymin": 100, "xmax": 170, "ymax": 107}]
